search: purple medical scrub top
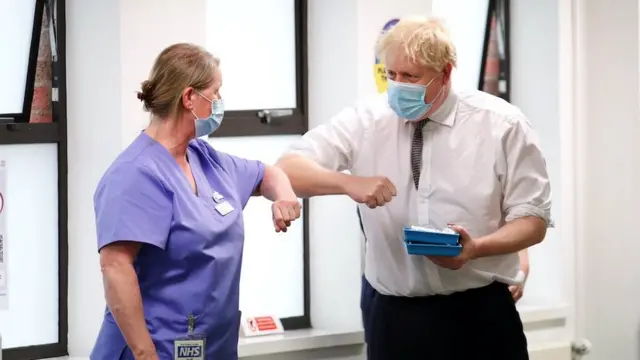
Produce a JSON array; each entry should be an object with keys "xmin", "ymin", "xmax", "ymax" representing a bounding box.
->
[{"xmin": 90, "ymin": 133, "xmax": 264, "ymax": 360}]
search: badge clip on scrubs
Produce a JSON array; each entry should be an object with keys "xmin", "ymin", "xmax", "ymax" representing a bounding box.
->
[{"xmin": 403, "ymin": 226, "xmax": 462, "ymax": 257}]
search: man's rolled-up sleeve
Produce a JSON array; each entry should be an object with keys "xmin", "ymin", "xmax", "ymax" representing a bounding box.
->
[
  {"xmin": 287, "ymin": 107, "xmax": 369, "ymax": 172},
  {"xmin": 500, "ymin": 116, "xmax": 553, "ymax": 227}
]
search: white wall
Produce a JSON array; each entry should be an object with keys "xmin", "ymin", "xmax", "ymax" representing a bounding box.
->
[
  {"xmin": 66, "ymin": 0, "xmax": 123, "ymax": 354},
  {"xmin": 574, "ymin": 0, "xmax": 640, "ymax": 358}
]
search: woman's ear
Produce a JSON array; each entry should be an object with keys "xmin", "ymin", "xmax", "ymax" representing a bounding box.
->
[{"xmin": 181, "ymin": 87, "xmax": 195, "ymax": 111}]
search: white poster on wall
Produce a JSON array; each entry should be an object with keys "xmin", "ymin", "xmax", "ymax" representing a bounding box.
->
[{"xmin": 0, "ymin": 160, "xmax": 7, "ymax": 310}]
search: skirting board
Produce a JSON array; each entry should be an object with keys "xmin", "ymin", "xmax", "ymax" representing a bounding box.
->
[
  {"xmin": 53, "ymin": 343, "xmax": 572, "ymax": 360},
  {"xmin": 529, "ymin": 342, "xmax": 572, "ymax": 360},
  {"xmin": 44, "ymin": 342, "xmax": 572, "ymax": 360}
]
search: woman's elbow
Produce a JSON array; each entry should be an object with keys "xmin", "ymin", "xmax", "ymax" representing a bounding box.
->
[{"xmin": 259, "ymin": 164, "xmax": 281, "ymax": 185}]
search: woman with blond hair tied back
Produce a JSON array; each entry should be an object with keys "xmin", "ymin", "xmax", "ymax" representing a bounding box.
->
[{"xmin": 91, "ymin": 43, "xmax": 301, "ymax": 360}]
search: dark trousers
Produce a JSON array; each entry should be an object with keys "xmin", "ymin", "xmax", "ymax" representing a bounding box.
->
[{"xmin": 361, "ymin": 276, "xmax": 529, "ymax": 360}]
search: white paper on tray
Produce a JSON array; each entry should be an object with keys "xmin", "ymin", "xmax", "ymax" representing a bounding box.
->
[{"xmin": 409, "ymin": 225, "xmax": 457, "ymax": 235}]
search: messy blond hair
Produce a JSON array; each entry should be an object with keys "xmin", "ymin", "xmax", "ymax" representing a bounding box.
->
[{"xmin": 376, "ymin": 16, "xmax": 457, "ymax": 72}]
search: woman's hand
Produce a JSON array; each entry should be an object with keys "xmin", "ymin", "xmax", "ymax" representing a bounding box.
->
[
  {"xmin": 509, "ymin": 275, "xmax": 527, "ymax": 302},
  {"xmin": 134, "ymin": 350, "xmax": 160, "ymax": 360},
  {"xmin": 257, "ymin": 165, "xmax": 302, "ymax": 232},
  {"xmin": 271, "ymin": 199, "xmax": 301, "ymax": 232},
  {"xmin": 510, "ymin": 250, "xmax": 530, "ymax": 302}
]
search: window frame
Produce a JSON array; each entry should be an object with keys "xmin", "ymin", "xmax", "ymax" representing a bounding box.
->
[
  {"xmin": 478, "ymin": 0, "xmax": 512, "ymax": 101},
  {"xmin": 209, "ymin": 0, "xmax": 311, "ymax": 331},
  {"xmin": 212, "ymin": 0, "xmax": 308, "ymax": 138},
  {"xmin": 1, "ymin": 0, "xmax": 69, "ymax": 359}
]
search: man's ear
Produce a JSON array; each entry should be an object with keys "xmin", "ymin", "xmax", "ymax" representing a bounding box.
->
[{"xmin": 443, "ymin": 63, "xmax": 454, "ymax": 82}]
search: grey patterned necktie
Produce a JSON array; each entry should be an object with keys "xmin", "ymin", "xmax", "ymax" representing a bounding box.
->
[{"xmin": 411, "ymin": 120, "xmax": 428, "ymax": 189}]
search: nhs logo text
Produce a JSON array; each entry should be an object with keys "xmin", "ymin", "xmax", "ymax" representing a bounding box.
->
[{"xmin": 175, "ymin": 341, "xmax": 204, "ymax": 360}]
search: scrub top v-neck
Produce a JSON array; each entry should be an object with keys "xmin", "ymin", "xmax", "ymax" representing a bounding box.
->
[{"xmin": 91, "ymin": 132, "xmax": 265, "ymax": 360}]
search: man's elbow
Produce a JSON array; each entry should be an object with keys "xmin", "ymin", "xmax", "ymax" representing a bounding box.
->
[
  {"xmin": 533, "ymin": 229, "xmax": 547, "ymax": 245},
  {"xmin": 530, "ymin": 216, "xmax": 548, "ymax": 245},
  {"xmin": 275, "ymin": 153, "xmax": 305, "ymax": 172}
]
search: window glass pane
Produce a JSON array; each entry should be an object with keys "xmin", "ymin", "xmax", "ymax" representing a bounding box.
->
[
  {"xmin": 0, "ymin": 0, "xmax": 37, "ymax": 114},
  {"xmin": 208, "ymin": 135, "xmax": 304, "ymax": 319},
  {"xmin": 205, "ymin": 0, "xmax": 298, "ymax": 111},
  {"xmin": 432, "ymin": 0, "xmax": 489, "ymax": 91},
  {"xmin": 518, "ymin": 229, "xmax": 563, "ymax": 308},
  {"xmin": 0, "ymin": 144, "xmax": 59, "ymax": 348}
]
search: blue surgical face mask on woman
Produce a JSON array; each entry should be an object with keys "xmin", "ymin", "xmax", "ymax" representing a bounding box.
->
[
  {"xmin": 192, "ymin": 92, "xmax": 224, "ymax": 137},
  {"xmin": 387, "ymin": 76, "xmax": 444, "ymax": 121}
]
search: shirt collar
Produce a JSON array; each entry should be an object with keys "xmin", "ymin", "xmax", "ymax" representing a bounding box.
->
[
  {"xmin": 402, "ymin": 87, "xmax": 458, "ymax": 127},
  {"xmin": 427, "ymin": 87, "xmax": 458, "ymax": 127}
]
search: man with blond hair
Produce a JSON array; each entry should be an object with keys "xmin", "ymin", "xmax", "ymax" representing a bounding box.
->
[{"xmin": 277, "ymin": 16, "xmax": 550, "ymax": 360}]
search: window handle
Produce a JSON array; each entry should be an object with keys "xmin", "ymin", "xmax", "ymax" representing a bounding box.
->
[
  {"xmin": 0, "ymin": 122, "xmax": 19, "ymax": 131},
  {"xmin": 257, "ymin": 109, "xmax": 293, "ymax": 125}
]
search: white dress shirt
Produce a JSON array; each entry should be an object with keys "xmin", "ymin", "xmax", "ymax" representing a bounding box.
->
[{"xmin": 287, "ymin": 88, "xmax": 552, "ymax": 297}]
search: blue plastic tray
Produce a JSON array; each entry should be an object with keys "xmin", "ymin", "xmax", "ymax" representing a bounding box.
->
[
  {"xmin": 405, "ymin": 242, "xmax": 463, "ymax": 257},
  {"xmin": 403, "ymin": 227, "xmax": 460, "ymax": 246}
]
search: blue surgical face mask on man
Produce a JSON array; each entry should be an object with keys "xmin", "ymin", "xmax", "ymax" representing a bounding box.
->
[
  {"xmin": 192, "ymin": 92, "xmax": 224, "ymax": 137},
  {"xmin": 387, "ymin": 76, "xmax": 444, "ymax": 121}
]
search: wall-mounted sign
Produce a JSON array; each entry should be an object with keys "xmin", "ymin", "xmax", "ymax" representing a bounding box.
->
[
  {"xmin": 374, "ymin": 18, "xmax": 400, "ymax": 93},
  {"xmin": 240, "ymin": 315, "xmax": 284, "ymax": 337}
]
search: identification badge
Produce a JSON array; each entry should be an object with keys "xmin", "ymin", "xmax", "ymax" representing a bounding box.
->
[
  {"xmin": 174, "ymin": 339, "xmax": 204, "ymax": 360},
  {"xmin": 215, "ymin": 201, "xmax": 234, "ymax": 216}
]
